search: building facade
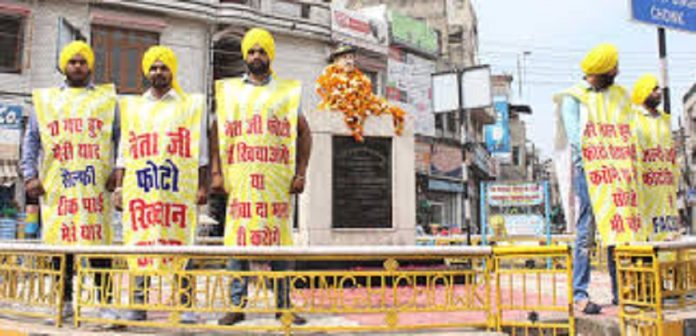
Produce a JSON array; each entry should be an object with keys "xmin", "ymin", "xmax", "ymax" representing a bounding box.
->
[{"xmin": 681, "ymin": 83, "xmax": 696, "ymax": 232}]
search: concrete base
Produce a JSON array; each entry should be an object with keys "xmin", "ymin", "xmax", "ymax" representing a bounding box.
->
[{"xmin": 0, "ymin": 314, "xmax": 504, "ymax": 336}]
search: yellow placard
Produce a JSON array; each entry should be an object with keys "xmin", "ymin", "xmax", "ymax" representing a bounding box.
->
[
  {"xmin": 33, "ymin": 85, "xmax": 116, "ymax": 246},
  {"xmin": 215, "ymin": 78, "xmax": 300, "ymax": 247},
  {"xmin": 120, "ymin": 94, "xmax": 203, "ymax": 271},
  {"xmin": 634, "ymin": 109, "xmax": 679, "ymax": 241},
  {"xmin": 576, "ymin": 85, "xmax": 645, "ymax": 245}
]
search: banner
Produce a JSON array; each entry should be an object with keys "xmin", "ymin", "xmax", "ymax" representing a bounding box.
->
[
  {"xmin": 332, "ymin": 6, "xmax": 388, "ymax": 55},
  {"xmin": 485, "ymin": 98, "xmax": 511, "ymax": 163},
  {"xmin": 387, "ymin": 49, "xmax": 435, "ymax": 136},
  {"xmin": 121, "ymin": 94, "xmax": 203, "ymax": 270},
  {"xmin": 430, "ymin": 143, "xmax": 462, "ymax": 178},
  {"xmin": 33, "ymin": 85, "xmax": 116, "ymax": 246},
  {"xmin": 216, "ymin": 78, "xmax": 300, "ymax": 247},
  {"xmin": 503, "ymin": 214, "xmax": 545, "ymax": 236},
  {"xmin": 487, "ymin": 182, "xmax": 544, "ymax": 206},
  {"xmin": 634, "ymin": 110, "xmax": 679, "ymax": 241},
  {"xmin": 388, "ymin": 10, "xmax": 439, "ymax": 55}
]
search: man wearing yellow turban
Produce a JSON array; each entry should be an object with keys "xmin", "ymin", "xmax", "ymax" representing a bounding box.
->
[
  {"xmin": 213, "ymin": 27, "xmax": 311, "ymax": 326},
  {"xmin": 632, "ymin": 74, "xmax": 680, "ymax": 244},
  {"xmin": 22, "ymin": 40, "xmax": 120, "ymax": 321},
  {"xmin": 553, "ymin": 43, "xmax": 635, "ymax": 314},
  {"xmin": 112, "ymin": 45, "xmax": 208, "ymax": 323}
]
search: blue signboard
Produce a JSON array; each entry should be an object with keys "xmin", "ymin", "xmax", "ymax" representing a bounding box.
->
[
  {"xmin": 630, "ymin": 0, "xmax": 696, "ymax": 33},
  {"xmin": 484, "ymin": 97, "xmax": 511, "ymax": 163},
  {"xmin": 0, "ymin": 103, "xmax": 22, "ymax": 160},
  {"xmin": 0, "ymin": 103, "xmax": 22, "ymax": 129}
]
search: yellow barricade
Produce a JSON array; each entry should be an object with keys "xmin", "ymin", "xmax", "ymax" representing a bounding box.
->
[
  {"xmin": 616, "ymin": 240, "xmax": 696, "ymax": 336},
  {"xmin": 0, "ymin": 248, "xmax": 66, "ymax": 326},
  {"xmin": 493, "ymin": 246, "xmax": 575, "ymax": 336},
  {"xmin": 0, "ymin": 243, "xmax": 575, "ymax": 335}
]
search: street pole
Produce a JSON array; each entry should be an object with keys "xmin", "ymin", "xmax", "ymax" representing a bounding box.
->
[
  {"xmin": 457, "ymin": 68, "xmax": 472, "ymax": 246},
  {"xmin": 517, "ymin": 55, "xmax": 522, "ymax": 99},
  {"xmin": 678, "ymin": 118, "xmax": 693, "ymax": 233},
  {"xmin": 658, "ymin": 27, "xmax": 671, "ymax": 114}
]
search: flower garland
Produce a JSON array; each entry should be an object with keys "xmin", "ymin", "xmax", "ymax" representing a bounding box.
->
[{"xmin": 316, "ymin": 64, "xmax": 405, "ymax": 142}]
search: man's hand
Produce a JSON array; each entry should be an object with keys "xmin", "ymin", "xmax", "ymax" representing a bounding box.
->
[
  {"xmin": 289, "ymin": 175, "xmax": 305, "ymax": 194},
  {"xmin": 25, "ymin": 178, "xmax": 45, "ymax": 198},
  {"xmin": 105, "ymin": 171, "xmax": 118, "ymax": 192},
  {"xmin": 211, "ymin": 172, "xmax": 226, "ymax": 195},
  {"xmin": 113, "ymin": 188, "xmax": 123, "ymax": 211},
  {"xmin": 196, "ymin": 188, "xmax": 208, "ymax": 205}
]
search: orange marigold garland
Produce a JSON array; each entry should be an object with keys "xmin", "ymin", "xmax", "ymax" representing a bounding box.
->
[{"xmin": 316, "ymin": 64, "xmax": 405, "ymax": 142}]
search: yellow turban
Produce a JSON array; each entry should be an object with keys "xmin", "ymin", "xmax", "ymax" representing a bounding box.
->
[
  {"xmin": 632, "ymin": 74, "xmax": 659, "ymax": 105},
  {"xmin": 141, "ymin": 45, "xmax": 183, "ymax": 96},
  {"xmin": 241, "ymin": 28, "xmax": 275, "ymax": 62},
  {"xmin": 59, "ymin": 41, "xmax": 94, "ymax": 74},
  {"xmin": 581, "ymin": 43, "xmax": 619, "ymax": 75}
]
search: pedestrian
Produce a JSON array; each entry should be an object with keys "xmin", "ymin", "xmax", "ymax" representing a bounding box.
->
[
  {"xmin": 113, "ymin": 45, "xmax": 208, "ymax": 324},
  {"xmin": 212, "ymin": 27, "xmax": 311, "ymax": 326},
  {"xmin": 20, "ymin": 40, "xmax": 120, "ymax": 321},
  {"xmin": 553, "ymin": 43, "xmax": 640, "ymax": 314},
  {"xmin": 631, "ymin": 74, "xmax": 680, "ymax": 242}
]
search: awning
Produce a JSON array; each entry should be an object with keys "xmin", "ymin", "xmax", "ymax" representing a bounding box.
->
[{"xmin": 428, "ymin": 179, "xmax": 465, "ymax": 193}]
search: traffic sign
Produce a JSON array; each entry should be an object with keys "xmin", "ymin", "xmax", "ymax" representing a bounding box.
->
[{"xmin": 630, "ymin": 0, "xmax": 696, "ymax": 33}]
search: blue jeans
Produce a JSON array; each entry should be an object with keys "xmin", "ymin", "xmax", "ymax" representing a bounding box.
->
[
  {"xmin": 227, "ymin": 259, "xmax": 291, "ymax": 309},
  {"xmin": 572, "ymin": 166, "xmax": 619, "ymax": 303},
  {"xmin": 572, "ymin": 166, "xmax": 595, "ymax": 302},
  {"xmin": 607, "ymin": 246, "xmax": 618, "ymax": 302}
]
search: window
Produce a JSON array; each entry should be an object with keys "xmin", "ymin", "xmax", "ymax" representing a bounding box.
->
[
  {"xmin": 332, "ymin": 136, "xmax": 392, "ymax": 228},
  {"xmin": 361, "ymin": 69, "xmax": 379, "ymax": 95},
  {"xmin": 435, "ymin": 113, "xmax": 445, "ymax": 137},
  {"xmin": 512, "ymin": 146, "xmax": 520, "ymax": 166},
  {"xmin": 0, "ymin": 14, "xmax": 24, "ymax": 73},
  {"xmin": 301, "ymin": 3, "xmax": 311, "ymax": 18},
  {"xmin": 91, "ymin": 25, "xmax": 158, "ymax": 94}
]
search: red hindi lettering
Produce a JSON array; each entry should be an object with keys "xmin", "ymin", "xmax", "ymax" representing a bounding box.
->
[
  {"xmin": 166, "ymin": 127, "xmax": 192, "ymax": 158},
  {"xmin": 237, "ymin": 226, "xmax": 247, "ymax": 246},
  {"xmin": 87, "ymin": 118, "xmax": 104, "ymax": 138},
  {"xmin": 599, "ymin": 123, "xmax": 617, "ymax": 138},
  {"xmin": 583, "ymin": 122, "xmax": 597, "ymax": 138},
  {"xmin": 47, "ymin": 121, "xmax": 60, "ymax": 136},
  {"xmin": 129, "ymin": 132, "xmax": 159, "ymax": 159},
  {"xmin": 618, "ymin": 124, "xmax": 631, "ymax": 142},
  {"xmin": 61, "ymin": 223, "xmax": 77, "ymax": 243},
  {"xmin": 610, "ymin": 214, "xmax": 625, "ymax": 233},
  {"xmin": 229, "ymin": 199, "xmax": 252, "ymax": 219},
  {"xmin": 250, "ymin": 174, "xmax": 265, "ymax": 190},
  {"xmin": 52, "ymin": 142, "xmax": 74, "ymax": 162},
  {"xmin": 246, "ymin": 114, "xmax": 263, "ymax": 135},
  {"xmin": 225, "ymin": 120, "xmax": 243, "ymax": 137}
]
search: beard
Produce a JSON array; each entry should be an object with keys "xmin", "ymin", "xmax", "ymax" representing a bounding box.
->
[
  {"xmin": 645, "ymin": 96, "xmax": 661, "ymax": 109},
  {"xmin": 247, "ymin": 59, "xmax": 270, "ymax": 76},
  {"xmin": 596, "ymin": 73, "xmax": 616, "ymax": 90},
  {"xmin": 66, "ymin": 71, "xmax": 90, "ymax": 87},
  {"xmin": 151, "ymin": 76, "xmax": 170, "ymax": 90}
]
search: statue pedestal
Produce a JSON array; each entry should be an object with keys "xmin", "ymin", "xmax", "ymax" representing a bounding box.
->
[{"xmin": 294, "ymin": 110, "xmax": 416, "ymax": 246}]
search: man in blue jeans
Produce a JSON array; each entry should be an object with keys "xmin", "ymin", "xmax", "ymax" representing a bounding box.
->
[
  {"xmin": 554, "ymin": 43, "xmax": 630, "ymax": 315},
  {"xmin": 212, "ymin": 28, "xmax": 311, "ymax": 326}
]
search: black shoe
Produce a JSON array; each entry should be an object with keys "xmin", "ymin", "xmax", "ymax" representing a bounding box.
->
[
  {"xmin": 578, "ymin": 301, "xmax": 602, "ymax": 315},
  {"xmin": 218, "ymin": 312, "xmax": 245, "ymax": 325},
  {"xmin": 276, "ymin": 312, "xmax": 307, "ymax": 325}
]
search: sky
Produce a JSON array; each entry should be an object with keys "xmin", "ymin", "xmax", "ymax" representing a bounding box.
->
[{"xmin": 471, "ymin": 0, "xmax": 696, "ymax": 159}]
